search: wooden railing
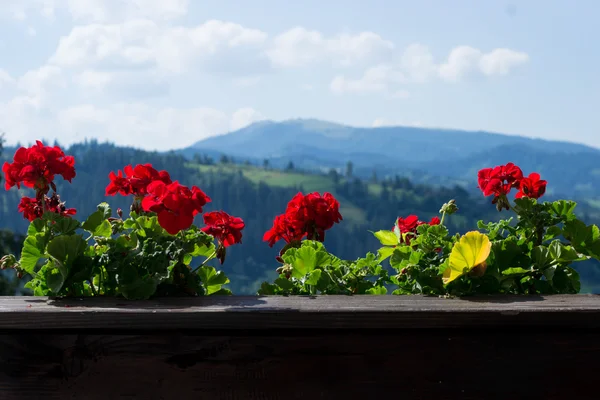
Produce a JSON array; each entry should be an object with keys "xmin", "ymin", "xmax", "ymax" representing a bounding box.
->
[{"xmin": 0, "ymin": 295, "xmax": 599, "ymax": 399}]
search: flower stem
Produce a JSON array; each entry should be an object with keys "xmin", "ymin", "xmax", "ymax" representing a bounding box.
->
[
  {"xmin": 191, "ymin": 249, "xmax": 217, "ymax": 273},
  {"xmin": 440, "ymin": 210, "xmax": 447, "ymax": 226}
]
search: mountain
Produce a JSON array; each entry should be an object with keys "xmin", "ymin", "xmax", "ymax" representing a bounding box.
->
[{"xmin": 183, "ymin": 119, "xmax": 600, "ymax": 198}]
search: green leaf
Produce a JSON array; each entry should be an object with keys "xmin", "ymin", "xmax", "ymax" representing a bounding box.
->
[
  {"xmin": 377, "ymin": 246, "xmax": 395, "ymax": 262},
  {"xmin": 548, "ymin": 241, "xmax": 585, "ymax": 263},
  {"xmin": 390, "ymin": 246, "xmax": 412, "ymax": 269},
  {"xmin": 544, "ymin": 226, "xmax": 562, "ymax": 241},
  {"xmin": 190, "ymin": 242, "xmax": 215, "ymax": 257},
  {"xmin": 183, "ymin": 253, "xmax": 193, "ymax": 265},
  {"xmin": 46, "ymin": 235, "xmax": 87, "ymax": 272},
  {"xmin": 282, "ymin": 244, "xmax": 330, "ymax": 279},
  {"xmin": 532, "ymin": 246, "xmax": 551, "ymax": 269},
  {"xmin": 543, "ymin": 265, "xmax": 557, "ymax": 282},
  {"xmin": 274, "ymin": 277, "xmax": 295, "ymax": 291},
  {"xmin": 53, "ymin": 217, "xmax": 80, "ymax": 235},
  {"xmin": 550, "ymin": 200, "xmax": 577, "ymax": 220},
  {"xmin": 82, "ymin": 207, "xmax": 113, "ymax": 237},
  {"xmin": 118, "ymin": 273, "xmax": 159, "ymax": 300},
  {"xmin": 196, "ymin": 266, "xmax": 230, "ymax": 295},
  {"xmin": 305, "ymin": 269, "xmax": 322, "ymax": 286},
  {"xmin": 372, "ymin": 230, "xmax": 398, "ymax": 246},
  {"xmin": 502, "ymin": 267, "xmax": 531, "ymax": 276},
  {"xmin": 20, "ymin": 234, "xmax": 46, "ymax": 275},
  {"xmin": 27, "ymin": 219, "xmax": 46, "ymax": 236},
  {"xmin": 96, "ymin": 202, "xmax": 112, "ymax": 219},
  {"xmin": 365, "ymin": 286, "xmax": 387, "ymax": 295},
  {"xmin": 95, "ymin": 220, "xmax": 112, "ymax": 238},
  {"xmin": 43, "ymin": 262, "xmax": 65, "ymax": 293}
]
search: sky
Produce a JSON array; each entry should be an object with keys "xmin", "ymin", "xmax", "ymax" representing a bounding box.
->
[{"xmin": 0, "ymin": 0, "xmax": 598, "ymax": 151}]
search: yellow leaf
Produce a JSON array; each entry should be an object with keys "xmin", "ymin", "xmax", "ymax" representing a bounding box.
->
[{"xmin": 443, "ymin": 231, "xmax": 492, "ymax": 285}]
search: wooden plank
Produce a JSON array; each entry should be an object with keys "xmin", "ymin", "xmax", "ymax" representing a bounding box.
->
[
  {"xmin": 0, "ymin": 331, "xmax": 598, "ymax": 399},
  {"xmin": 0, "ymin": 295, "xmax": 599, "ymax": 330}
]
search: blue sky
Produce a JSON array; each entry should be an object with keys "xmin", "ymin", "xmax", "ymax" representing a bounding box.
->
[{"xmin": 0, "ymin": 0, "xmax": 598, "ymax": 150}]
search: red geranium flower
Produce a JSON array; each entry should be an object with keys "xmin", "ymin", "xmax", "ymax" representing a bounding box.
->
[
  {"xmin": 106, "ymin": 164, "xmax": 172, "ymax": 197},
  {"xmin": 2, "ymin": 141, "xmax": 75, "ymax": 194},
  {"xmin": 263, "ymin": 213, "xmax": 306, "ymax": 247},
  {"xmin": 516, "ymin": 173, "xmax": 547, "ymax": 199},
  {"xmin": 202, "ymin": 211, "xmax": 245, "ymax": 247},
  {"xmin": 263, "ymin": 192, "xmax": 343, "ymax": 247},
  {"xmin": 142, "ymin": 180, "xmax": 211, "ymax": 235},
  {"xmin": 18, "ymin": 194, "xmax": 76, "ymax": 222},
  {"xmin": 393, "ymin": 215, "xmax": 440, "ymax": 245},
  {"xmin": 477, "ymin": 163, "xmax": 524, "ymax": 200}
]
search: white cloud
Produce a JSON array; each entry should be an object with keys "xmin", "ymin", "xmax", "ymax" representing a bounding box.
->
[
  {"xmin": 0, "ymin": 69, "xmax": 14, "ymax": 87},
  {"xmin": 2, "ymin": 0, "xmax": 188, "ymax": 22},
  {"xmin": 330, "ymin": 64, "xmax": 405, "ymax": 94},
  {"xmin": 438, "ymin": 46, "xmax": 482, "ymax": 82},
  {"xmin": 73, "ymin": 70, "xmax": 114, "ymax": 90},
  {"xmin": 65, "ymin": 0, "xmax": 189, "ymax": 22},
  {"xmin": 400, "ymin": 44, "xmax": 438, "ymax": 83},
  {"xmin": 267, "ymin": 27, "xmax": 394, "ymax": 68},
  {"xmin": 479, "ymin": 48, "xmax": 529, "ymax": 76},
  {"xmin": 390, "ymin": 89, "xmax": 410, "ymax": 99},
  {"xmin": 56, "ymin": 104, "xmax": 256, "ymax": 148},
  {"xmin": 230, "ymin": 107, "xmax": 265, "ymax": 131},
  {"xmin": 334, "ymin": 43, "xmax": 529, "ymax": 95},
  {"xmin": 17, "ymin": 65, "xmax": 64, "ymax": 97},
  {"xmin": 49, "ymin": 19, "xmax": 268, "ymax": 74},
  {"xmin": 232, "ymin": 76, "xmax": 261, "ymax": 87}
]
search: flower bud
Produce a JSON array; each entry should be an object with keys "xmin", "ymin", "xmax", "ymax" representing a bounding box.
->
[
  {"xmin": 117, "ymin": 208, "xmax": 123, "ymax": 218},
  {"xmin": 0, "ymin": 255, "xmax": 17, "ymax": 270},
  {"xmin": 440, "ymin": 199, "xmax": 458, "ymax": 215}
]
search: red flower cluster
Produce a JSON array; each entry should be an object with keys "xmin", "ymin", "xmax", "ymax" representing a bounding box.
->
[
  {"xmin": 106, "ymin": 164, "xmax": 172, "ymax": 197},
  {"xmin": 18, "ymin": 194, "xmax": 76, "ymax": 222},
  {"xmin": 394, "ymin": 215, "xmax": 440, "ymax": 245},
  {"xmin": 2, "ymin": 141, "xmax": 75, "ymax": 194},
  {"xmin": 264, "ymin": 192, "xmax": 342, "ymax": 247},
  {"xmin": 141, "ymin": 180, "xmax": 211, "ymax": 235},
  {"xmin": 516, "ymin": 173, "xmax": 547, "ymax": 199},
  {"xmin": 477, "ymin": 163, "xmax": 547, "ymax": 207},
  {"xmin": 201, "ymin": 211, "xmax": 245, "ymax": 248}
]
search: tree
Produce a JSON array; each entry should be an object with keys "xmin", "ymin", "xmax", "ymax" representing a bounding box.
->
[
  {"xmin": 345, "ymin": 161, "xmax": 353, "ymax": 178},
  {"xmin": 219, "ymin": 154, "xmax": 230, "ymax": 164},
  {"xmin": 370, "ymin": 170, "xmax": 378, "ymax": 183},
  {"xmin": 263, "ymin": 159, "xmax": 270, "ymax": 170},
  {"xmin": 285, "ymin": 161, "xmax": 295, "ymax": 171},
  {"xmin": 328, "ymin": 168, "xmax": 340, "ymax": 185}
]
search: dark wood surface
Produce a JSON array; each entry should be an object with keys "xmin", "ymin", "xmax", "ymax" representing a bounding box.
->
[
  {"xmin": 0, "ymin": 294, "xmax": 600, "ymax": 330},
  {"xmin": 0, "ymin": 295, "xmax": 599, "ymax": 399}
]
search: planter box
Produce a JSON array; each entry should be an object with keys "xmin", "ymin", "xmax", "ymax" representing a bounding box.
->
[{"xmin": 0, "ymin": 295, "xmax": 599, "ymax": 399}]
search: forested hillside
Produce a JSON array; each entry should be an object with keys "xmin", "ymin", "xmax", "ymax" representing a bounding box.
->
[
  {"xmin": 2, "ymin": 140, "xmax": 600, "ymax": 294},
  {"xmin": 185, "ymin": 119, "xmax": 600, "ymax": 199}
]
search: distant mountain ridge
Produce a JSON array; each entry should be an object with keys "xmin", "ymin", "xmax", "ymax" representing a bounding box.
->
[{"xmin": 182, "ymin": 119, "xmax": 600, "ymax": 198}]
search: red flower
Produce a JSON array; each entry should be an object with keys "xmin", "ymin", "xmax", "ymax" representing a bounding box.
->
[
  {"xmin": 18, "ymin": 194, "xmax": 76, "ymax": 222},
  {"xmin": 201, "ymin": 211, "xmax": 245, "ymax": 247},
  {"xmin": 106, "ymin": 164, "xmax": 172, "ymax": 197},
  {"xmin": 263, "ymin": 192, "xmax": 343, "ymax": 247},
  {"xmin": 516, "ymin": 173, "xmax": 547, "ymax": 199},
  {"xmin": 477, "ymin": 163, "xmax": 523, "ymax": 200},
  {"xmin": 263, "ymin": 214, "xmax": 305, "ymax": 247},
  {"xmin": 141, "ymin": 181, "xmax": 211, "ymax": 235},
  {"xmin": 394, "ymin": 215, "xmax": 440, "ymax": 245},
  {"xmin": 2, "ymin": 141, "xmax": 76, "ymax": 194}
]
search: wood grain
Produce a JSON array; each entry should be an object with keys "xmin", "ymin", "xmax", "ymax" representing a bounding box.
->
[
  {"xmin": 0, "ymin": 295, "xmax": 599, "ymax": 330},
  {"xmin": 0, "ymin": 331, "xmax": 598, "ymax": 399},
  {"xmin": 0, "ymin": 296, "xmax": 598, "ymax": 399}
]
